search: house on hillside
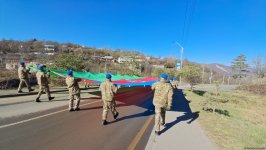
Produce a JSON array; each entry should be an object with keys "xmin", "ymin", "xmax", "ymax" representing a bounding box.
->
[
  {"xmin": 145, "ymin": 56, "xmax": 151, "ymax": 60},
  {"xmin": 5, "ymin": 63, "xmax": 18, "ymax": 70},
  {"xmin": 152, "ymin": 65, "xmax": 164, "ymax": 69},
  {"xmin": 91, "ymin": 56, "xmax": 117, "ymax": 63},
  {"xmin": 101, "ymin": 56, "xmax": 115, "ymax": 62},
  {"xmin": 91, "ymin": 56, "xmax": 101, "ymax": 60},
  {"xmin": 118, "ymin": 56, "xmax": 133, "ymax": 63},
  {"xmin": 134, "ymin": 56, "xmax": 146, "ymax": 62},
  {"xmin": 44, "ymin": 45, "xmax": 55, "ymax": 55}
]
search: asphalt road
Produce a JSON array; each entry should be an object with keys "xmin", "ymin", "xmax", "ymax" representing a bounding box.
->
[{"xmin": 0, "ymin": 87, "xmax": 155, "ymax": 150}]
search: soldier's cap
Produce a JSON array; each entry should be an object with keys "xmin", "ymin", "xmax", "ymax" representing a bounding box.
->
[
  {"xmin": 67, "ymin": 69, "xmax": 73, "ymax": 76},
  {"xmin": 19, "ymin": 61, "xmax": 25, "ymax": 65},
  {"xmin": 37, "ymin": 65, "xmax": 44, "ymax": 70},
  {"xmin": 106, "ymin": 73, "xmax": 112, "ymax": 79},
  {"xmin": 161, "ymin": 73, "xmax": 168, "ymax": 79}
]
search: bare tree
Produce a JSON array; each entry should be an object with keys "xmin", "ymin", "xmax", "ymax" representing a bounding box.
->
[{"xmin": 253, "ymin": 57, "xmax": 266, "ymax": 78}]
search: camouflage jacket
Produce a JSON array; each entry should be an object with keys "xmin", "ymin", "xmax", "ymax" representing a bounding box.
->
[
  {"xmin": 151, "ymin": 81, "xmax": 173, "ymax": 108},
  {"xmin": 170, "ymin": 80, "xmax": 178, "ymax": 88},
  {"xmin": 99, "ymin": 80, "xmax": 118, "ymax": 102},
  {"xmin": 18, "ymin": 66, "xmax": 30, "ymax": 79},
  {"xmin": 36, "ymin": 70, "xmax": 49, "ymax": 86},
  {"xmin": 66, "ymin": 76, "xmax": 80, "ymax": 95}
]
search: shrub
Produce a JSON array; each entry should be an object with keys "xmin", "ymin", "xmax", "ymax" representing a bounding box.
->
[
  {"xmin": 237, "ymin": 83, "xmax": 266, "ymax": 95},
  {"xmin": 179, "ymin": 65, "xmax": 201, "ymax": 90}
]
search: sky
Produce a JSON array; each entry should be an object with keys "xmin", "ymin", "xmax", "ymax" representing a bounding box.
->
[{"xmin": 0, "ymin": 0, "xmax": 266, "ymax": 65}]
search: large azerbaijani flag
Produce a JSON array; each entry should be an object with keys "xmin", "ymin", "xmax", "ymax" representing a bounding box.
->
[{"xmin": 28, "ymin": 66, "xmax": 159, "ymax": 87}]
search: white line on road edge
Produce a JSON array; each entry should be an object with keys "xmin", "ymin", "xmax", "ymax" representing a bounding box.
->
[{"xmin": 0, "ymin": 100, "xmax": 102, "ymax": 129}]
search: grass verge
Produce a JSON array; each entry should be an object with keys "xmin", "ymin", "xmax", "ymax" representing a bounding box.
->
[{"xmin": 183, "ymin": 89, "xmax": 266, "ymax": 150}]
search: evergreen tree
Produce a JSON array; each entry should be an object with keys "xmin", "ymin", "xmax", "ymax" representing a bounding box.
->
[{"xmin": 231, "ymin": 54, "xmax": 249, "ymax": 79}]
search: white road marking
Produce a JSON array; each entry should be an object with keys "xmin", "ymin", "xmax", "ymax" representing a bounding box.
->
[{"xmin": 0, "ymin": 100, "xmax": 102, "ymax": 129}]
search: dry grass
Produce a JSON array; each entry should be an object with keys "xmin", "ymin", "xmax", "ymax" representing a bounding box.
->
[
  {"xmin": 184, "ymin": 89, "xmax": 266, "ymax": 150},
  {"xmin": 0, "ymin": 69, "xmax": 17, "ymax": 81},
  {"xmin": 237, "ymin": 83, "xmax": 266, "ymax": 95}
]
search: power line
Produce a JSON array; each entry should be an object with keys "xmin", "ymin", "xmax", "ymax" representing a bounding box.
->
[
  {"xmin": 180, "ymin": 0, "xmax": 197, "ymax": 47},
  {"xmin": 181, "ymin": 0, "xmax": 189, "ymax": 45},
  {"xmin": 184, "ymin": 0, "xmax": 197, "ymax": 46}
]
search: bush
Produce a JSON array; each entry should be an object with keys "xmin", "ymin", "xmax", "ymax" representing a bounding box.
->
[
  {"xmin": 180, "ymin": 65, "xmax": 201, "ymax": 90},
  {"xmin": 237, "ymin": 83, "xmax": 266, "ymax": 95},
  {"xmin": 49, "ymin": 53, "xmax": 85, "ymax": 71}
]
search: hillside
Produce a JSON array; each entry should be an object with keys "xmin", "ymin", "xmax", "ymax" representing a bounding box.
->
[
  {"xmin": 0, "ymin": 39, "xmax": 245, "ymax": 85},
  {"xmin": 204, "ymin": 63, "xmax": 232, "ymax": 75}
]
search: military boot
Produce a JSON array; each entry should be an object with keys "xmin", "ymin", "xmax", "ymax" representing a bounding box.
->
[
  {"xmin": 102, "ymin": 120, "xmax": 108, "ymax": 125},
  {"xmin": 155, "ymin": 131, "xmax": 160, "ymax": 136},
  {"xmin": 35, "ymin": 98, "xmax": 41, "ymax": 102},
  {"xmin": 29, "ymin": 89, "xmax": 34, "ymax": 92},
  {"xmin": 114, "ymin": 112, "xmax": 119, "ymax": 119},
  {"xmin": 49, "ymin": 97, "xmax": 55, "ymax": 101}
]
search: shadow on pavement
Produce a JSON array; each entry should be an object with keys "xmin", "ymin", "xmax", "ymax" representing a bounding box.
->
[
  {"xmin": 81, "ymin": 87, "xmax": 155, "ymax": 122},
  {"xmin": 82, "ymin": 87, "xmax": 199, "ymax": 128},
  {"xmin": 160, "ymin": 89, "xmax": 200, "ymax": 134},
  {"xmin": 109, "ymin": 96, "xmax": 155, "ymax": 124}
]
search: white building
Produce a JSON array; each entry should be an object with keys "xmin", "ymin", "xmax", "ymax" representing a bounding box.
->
[
  {"xmin": 6, "ymin": 63, "xmax": 18, "ymax": 70},
  {"xmin": 101, "ymin": 56, "xmax": 114, "ymax": 62},
  {"xmin": 118, "ymin": 56, "xmax": 134, "ymax": 63},
  {"xmin": 44, "ymin": 45, "xmax": 55, "ymax": 55}
]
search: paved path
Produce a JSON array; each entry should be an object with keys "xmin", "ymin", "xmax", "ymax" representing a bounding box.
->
[
  {"xmin": 0, "ymin": 86, "xmax": 67, "ymax": 98},
  {"xmin": 0, "ymin": 87, "xmax": 155, "ymax": 150},
  {"xmin": 145, "ymin": 89, "xmax": 217, "ymax": 150},
  {"xmin": 0, "ymin": 89, "xmax": 98, "ymax": 119},
  {"xmin": 0, "ymin": 87, "xmax": 217, "ymax": 150}
]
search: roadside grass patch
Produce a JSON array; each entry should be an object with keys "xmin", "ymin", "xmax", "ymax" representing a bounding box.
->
[{"xmin": 184, "ymin": 89, "xmax": 266, "ymax": 150}]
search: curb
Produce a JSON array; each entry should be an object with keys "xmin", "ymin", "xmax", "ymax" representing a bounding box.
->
[
  {"xmin": 0, "ymin": 89, "xmax": 68, "ymax": 98},
  {"xmin": 0, "ymin": 87, "xmax": 99, "ymax": 99}
]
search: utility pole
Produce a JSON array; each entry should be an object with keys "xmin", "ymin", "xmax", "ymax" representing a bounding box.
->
[
  {"xmin": 209, "ymin": 69, "xmax": 213, "ymax": 84},
  {"xmin": 222, "ymin": 75, "xmax": 225, "ymax": 85},
  {"xmin": 202, "ymin": 65, "xmax": 205, "ymax": 84},
  {"xmin": 175, "ymin": 42, "xmax": 184, "ymax": 85},
  {"xmin": 227, "ymin": 76, "xmax": 231, "ymax": 85}
]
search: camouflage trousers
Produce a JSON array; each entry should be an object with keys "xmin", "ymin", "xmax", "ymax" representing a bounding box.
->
[
  {"xmin": 155, "ymin": 106, "xmax": 166, "ymax": 132},
  {"xmin": 171, "ymin": 84, "xmax": 178, "ymax": 89},
  {"xmin": 36, "ymin": 85, "xmax": 51, "ymax": 99},
  {"xmin": 18, "ymin": 78, "xmax": 31, "ymax": 92},
  {"xmin": 69, "ymin": 93, "xmax": 80, "ymax": 110},
  {"xmin": 102, "ymin": 100, "xmax": 118, "ymax": 120}
]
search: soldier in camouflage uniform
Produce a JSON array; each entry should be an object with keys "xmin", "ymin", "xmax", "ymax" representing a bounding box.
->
[
  {"xmin": 65, "ymin": 69, "xmax": 81, "ymax": 112},
  {"xmin": 173, "ymin": 78, "xmax": 179, "ymax": 89},
  {"xmin": 35, "ymin": 65, "xmax": 54, "ymax": 102},
  {"xmin": 17, "ymin": 61, "xmax": 34, "ymax": 93},
  {"xmin": 99, "ymin": 73, "xmax": 120, "ymax": 125},
  {"xmin": 170, "ymin": 78, "xmax": 178, "ymax": 89},
  {"xmin": 151, "ymin": 73, "xmax": 173, "ymax": 135}
]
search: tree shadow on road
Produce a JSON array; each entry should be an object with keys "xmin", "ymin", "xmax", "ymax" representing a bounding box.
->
[
  {"xmin": 84, "ymin": 87, "xmax": 199, "ymax": 128},
  {"xmin": 160, "ymin": 89, "xmax": 200, "ymax": 134}
]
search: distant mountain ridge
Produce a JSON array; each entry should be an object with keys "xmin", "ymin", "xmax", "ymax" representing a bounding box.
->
[{"xmin": 204, "ymin": 63, "xmax": 232, "ymax": 75}]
